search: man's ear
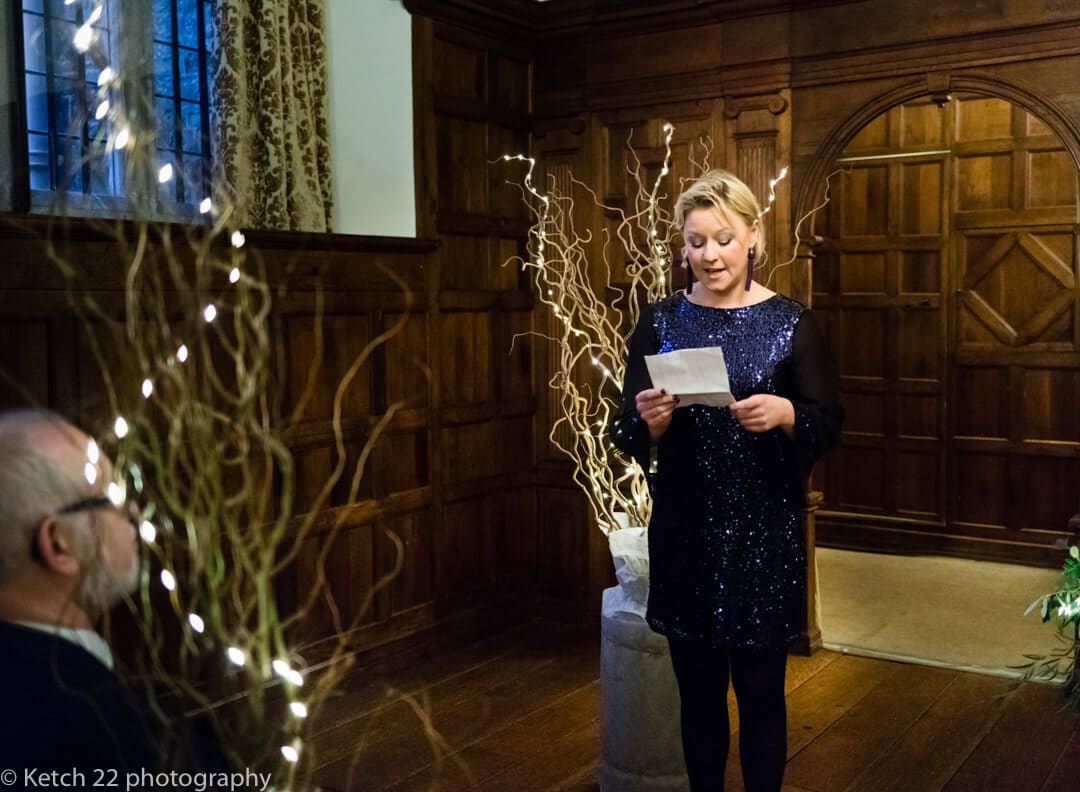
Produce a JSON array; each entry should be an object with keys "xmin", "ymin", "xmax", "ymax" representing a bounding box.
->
[{"xmin": 32, "ymin": 516, "xmax": 82, "ymax": 577}]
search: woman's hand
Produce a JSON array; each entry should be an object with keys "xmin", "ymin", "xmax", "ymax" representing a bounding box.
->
[
  {"xmin": 729, "ymin": 394, "xmax": 795, "ymax": 436},
  {"xmin": 635, "ymin": 387, "xmax": 679, "ymax": 442}
]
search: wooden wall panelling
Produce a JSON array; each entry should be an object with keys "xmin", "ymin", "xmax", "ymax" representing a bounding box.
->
[
  {"xmin": 439, "ymin": 494, "xmax": 497, "ymax": 601},
  {"xmin": 412, "ymin": 0, "xmax": 1080, "ymax": 590},
  {"xmin": 412, "ymin": 15, "xmax": 438, "ymax": 238},
  {"xmin": 294, "ymin": 516, "xmax": 377, "ymax": 645},
  {"xmin": 495, "ymin": 486, "xmax": 538, "ymax": 594},
  {"xmin": 725, "ymin": 90, "xmax": 795, "ymax": 298},
  {"xmin": 812, "ymin": 87, "xmax": 1079, "ymax": 566},
  {"xmin": 47, "ymin": 318, "xmax": 78, "ymax": 416},
  {"xmin": 0, "ymin": 218, "xmax": 466, "ymax": 657},
  {"xmin": 534, "ymin": 483, "xmax": 589, "ymax": 615},
  {"xmin": 421, "ymin": 17, "xmax": 540, "ymax": 616},
  {"xmin": 271, "ymin": 239, "xmax": 437, "ymax": 653},
  {"xmin": 283, "ymin": 312, "xmax": 373, "ymax": 424},
  {"xmin": 947, "ymin": 95, "xmax": 1079, "ymax": 560},
  {"xmin": 663, "ymin": 105, "xmax": 724, "ymax": 197},
  {"xmin": 526, "ymin": 113, "xmax": 623, "ymax": 615},
  {"xmin": 379, "ymin": 508, "xmax": 437, "ymax": 617},
  {"xmin": 0, "ymin": 319, "xmax": 49, "ymax": 407}
]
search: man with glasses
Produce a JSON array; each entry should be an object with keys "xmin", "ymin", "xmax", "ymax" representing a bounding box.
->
[{"xmin": 0, "ymin": 408, "xmax": 168, "ymax": 772}]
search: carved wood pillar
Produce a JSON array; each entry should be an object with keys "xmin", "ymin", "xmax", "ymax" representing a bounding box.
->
[
  {"xmin": 792, "ymin": 490, "xmax": 824, "ymax": 656},
  {"xmin": 724, "ymin": 92, "xmax": 796, "ymax": 299},
  {"xmin": 735, "ymin": 132, "xmax": 779, "ymax": 268}
]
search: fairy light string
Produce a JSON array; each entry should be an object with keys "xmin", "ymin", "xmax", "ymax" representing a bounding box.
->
[
  {"xmin": 504, "ymin": 129, "xmax": 679, "ymax": 532},
  {"xmin": 48, "ymin": 5, "xmax": 418, "ymax": 782}
]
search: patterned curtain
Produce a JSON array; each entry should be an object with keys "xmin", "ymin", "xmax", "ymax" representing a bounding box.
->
[{"xmin": 211, "ymin": 0, "xmax": 333, "ymax": 231}]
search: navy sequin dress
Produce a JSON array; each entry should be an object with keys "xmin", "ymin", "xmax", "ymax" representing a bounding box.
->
[{"xmin": 611, "ymin": 292, "xmax": 843, "ymax": 649}]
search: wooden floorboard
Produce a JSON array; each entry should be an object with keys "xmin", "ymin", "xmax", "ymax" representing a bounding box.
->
[
  {"xmin": 784, "ymin": 662, "xmax": 956, "ymax": 791},
  {"xmin": 317, "ymin": 626, "xmax": 599, "ymax": 790},
  {"xmin": 312, "ymin": 624, "xmax": 1080, "ymax": 792},
  {"xmin": 1041, "ymin": 729, "xmax": 1080, "ymax": 792},
  {"xmin": 942, "ymin": 681, "xmax": 1078, "ymax": 792},
  {"xmin": 844, "ymin": 673, "xmax": 1016, "ymax": 792}
]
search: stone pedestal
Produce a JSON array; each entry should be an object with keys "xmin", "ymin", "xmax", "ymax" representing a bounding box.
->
[{"xmin": 600, "ymin": 587, "xmax": 689, "ymax": 792}]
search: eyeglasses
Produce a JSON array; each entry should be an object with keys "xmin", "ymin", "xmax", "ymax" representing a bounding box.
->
[
  {"xmin": 57, "ymin": 495, "xmax": 113, "ymax": 516},
  {"xmin": 31, "ymin": 496, "xmax": 136, "ymax": 564},
  {"xmin": 56, "ymin": 496, "xmax": 139, "ymax": 528}
]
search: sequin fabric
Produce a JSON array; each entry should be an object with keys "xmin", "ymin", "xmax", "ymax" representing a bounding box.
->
[{"xmin": 646, "ymin": 292, "xmax": 806, "ymax": 648}]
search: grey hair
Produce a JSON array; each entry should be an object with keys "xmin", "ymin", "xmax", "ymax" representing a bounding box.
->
[{"xmin": 0, "ymin": 409, "xmax": 88, "ymax": 586}]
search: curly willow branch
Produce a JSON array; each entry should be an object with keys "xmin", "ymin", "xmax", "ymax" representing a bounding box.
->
[
  {"xmin": 7, "ymin": 10, "xmax": 448, "ymax": 783},
  {"xmin": 39, "ymin": 204, "xmax": 421, "ymax": 784}
]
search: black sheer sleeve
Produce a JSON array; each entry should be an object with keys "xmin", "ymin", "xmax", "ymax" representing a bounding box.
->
[
  {"xmin": 783, "ymin": 309, "xmax": 844, "ymax": 475},
  {"xmin": 609, "ymin": 304, "xmax": 658, "ymax": 472}
]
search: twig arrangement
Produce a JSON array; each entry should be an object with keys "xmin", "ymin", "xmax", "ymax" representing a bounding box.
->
[
  {"xmin": 5, "ymin": 2, "xmax": 437, "ymax": 784},
  {"xmin": 502, "ymin": 124, "xmax": 686, "ymax": 533},
  {"xmin": 41, "ymin": 204, "xmax": 410, "ymax": 783}
]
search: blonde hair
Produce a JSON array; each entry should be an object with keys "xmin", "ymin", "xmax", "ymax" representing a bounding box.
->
[{"xmin": 674, "ymin": 169, "xmax": 765, "ymax": 262}]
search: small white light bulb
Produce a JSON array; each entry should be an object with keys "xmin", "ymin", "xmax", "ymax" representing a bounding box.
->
[
  {"xmin": 160, "ymin": 569, "xmax": 176, "ymax": 591},
  {"xmin": 84, "ymin": 462, "xmax": 98, "ymax": 485},
  {"xmin": 290, "ymin": 702, "xmax": 308, "ymax": 718},
  {"xmin": 199, "ymin": 197, "xmax": 212, "ymax": 214},
  {"xmin": 114, "ymin": 126, "xmax": 131, "ymax": 150},
  {"xmin": 226, "ymin": 647, "xmax": 246, "ymax": 667},
  {"xmin": 97, "ymin": 67, "xmax": 115, "ymax": 86},
  {"xmin": 177, "ymin": 344, "xmax": 188, "ymax": 363},
  {"xmin": 158, "ymin": 163, "xmax": 173, "ymax": 183},
  {"xmin": 95, "ymin": 100, "xmax": 109, "ymax": 120},
  {"xmin": 87, "ymin": 439, "xmax": 100, "ymax": 465},
  {"xmin": 229, "ymin": 267, "xmax": 240, "ymax": 284},
  {"xmin": 113, "ymin": 416, "xmax": 128, "ymax": 438},
  {"xmin": 141, "ymin": 378, "xmax": 153, "ymax": 398},
  {"xmin": 188, "ymin": 613, "xmax": 205, "ymax": 633},
  {"xmin": 73, "ymin": 24, "xmax": 94, "ymax": 52},
  {"xmin": 230, "ymin": 230, "xmax": 245, "ymax": 248},
  {"xmin": 202, "ymin": 304, "xmax": 217, "ymax": 323},
  {"xmin": 281, "ymin": 744, "xmax": 299, "ymax": 763},
  {"xmin": 106, "ymin": 481, "xmax": 125, "ymax": 506},
  {"xmin": 272, "ymin": 659, "xmax": 291, "ymax": 678},
  {"xmin": 139, "ymin": 521, "xmax": 156, "ymax": 543}
]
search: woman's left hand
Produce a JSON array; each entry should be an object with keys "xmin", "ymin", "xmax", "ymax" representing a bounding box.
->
[{"xmin": 729, "ymin": 394, "xmax": 795, "ymax": 435}]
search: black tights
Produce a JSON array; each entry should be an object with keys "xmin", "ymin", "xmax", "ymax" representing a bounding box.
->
[{"xmin": 667, "ymin": 638, "xmax": 788, "ymax": 792}]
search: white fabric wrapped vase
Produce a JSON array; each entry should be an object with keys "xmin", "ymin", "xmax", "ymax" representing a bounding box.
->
[
  {"xmin": 600, "ymin": 515, "xmax": 687, "ymax": 791},
  {"xmin": 607, "ymin": 519, "xmax": 649, "ymax": 617}
]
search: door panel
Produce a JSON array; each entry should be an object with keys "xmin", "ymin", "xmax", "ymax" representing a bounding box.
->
[{"xmin": 816, "ymin": 93, "xmax": 1080, "ymax": 564}]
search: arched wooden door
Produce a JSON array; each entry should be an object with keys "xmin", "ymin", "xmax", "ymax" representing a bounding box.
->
[{"xmin": 812, "ymin": 93, "xmax": 1080, "ymax": 565}]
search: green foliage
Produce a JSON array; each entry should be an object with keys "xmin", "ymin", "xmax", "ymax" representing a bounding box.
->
[{"xmin": 1019, "ymin": 545, "xmax": 1080, "ymax": 708}]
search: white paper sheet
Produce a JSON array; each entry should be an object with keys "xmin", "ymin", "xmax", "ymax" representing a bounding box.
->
[{"xmin": 644, "ymin": 347, "xmax": 734, "ymax": 408}]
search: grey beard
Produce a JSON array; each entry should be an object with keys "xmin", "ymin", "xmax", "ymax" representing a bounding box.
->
[{"xmin": 79, "ymin": 553, "xmax": 138, "ymax": 618}]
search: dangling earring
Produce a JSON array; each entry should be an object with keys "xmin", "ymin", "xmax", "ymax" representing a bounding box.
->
[
  {"xmin": 684, "ymin": 257, "xmax": 694, "ymax": 292},
  {"xmin": 744, "ymin": 248, "xmax": 755, "ymax": 291}
]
